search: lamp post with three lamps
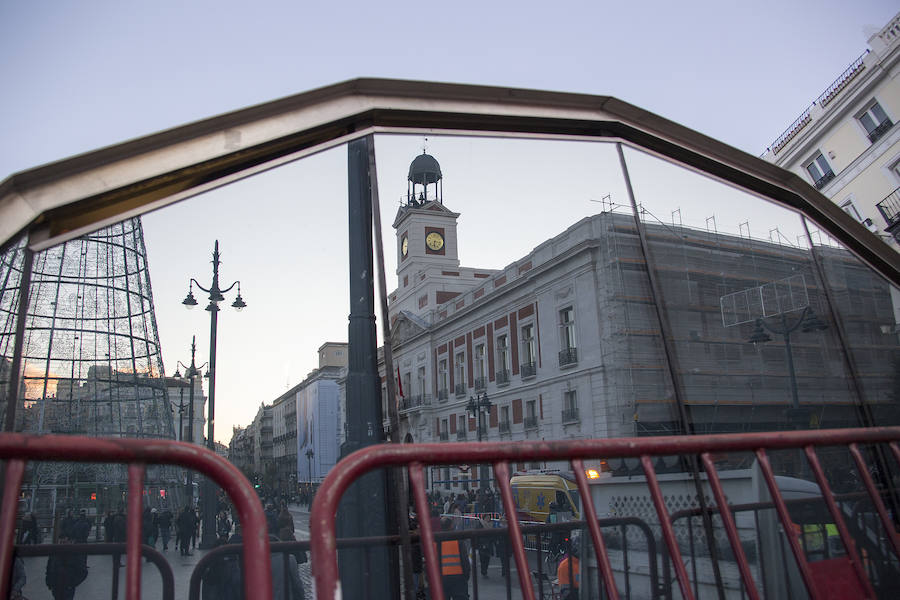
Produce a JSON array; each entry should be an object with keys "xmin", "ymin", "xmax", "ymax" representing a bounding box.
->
[
  {"xmin": 466, "ymin": 392, "xmax": 492, "ymax": 486},
  {"xmin": 748, "ymin": 305, "xmax": 828, "ymax": 425},
  {"xmin": 173, "ymin": 335, "xmax": 208, "ymax": 504},
  {"xmin": 182, "ymin": 240, "xmax": 246, "ymax": 549}
]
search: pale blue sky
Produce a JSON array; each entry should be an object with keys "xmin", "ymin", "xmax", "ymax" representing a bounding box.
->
[{"xmin": 2, "ymin": 1, "xmax": 896, "ymax": 441}]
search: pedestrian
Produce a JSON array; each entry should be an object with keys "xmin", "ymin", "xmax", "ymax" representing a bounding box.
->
[
  {"xmin": 474, "ymin": 514, "xmax": 493, "ymax": 578},
  {"xmin": 158, "ymin": 509, "xmax": 173, "ymax": 551},
  {"xmin": 177, "ymin": 505, "xmax": 196, "ymax": 556},
  {"xmin": 557, "ymin": 537, "xmax": 580, "ymax": 600},
  {"xmin": 60, "ymin": 509, "xmax": 76, "ymax": 541},
  {"xmin": 19, "ymin": 512, "xmax": 41, "ymax": 545},
  {"xmin": 437, "ymin": 516, "xmax": 469, "ymax": 599},
  {"xmin": 191, "ymin": 507, "xmax": 200, "ymax": 549},
  {"xmin": 10, "ymin": 553, "xmax": 26, "ymax": 599},
  {"xmin": 45, "ymin": 535, "xmax": 88, "ymax": 600},
  {"xmin": 216, "ymin": 510, "xmax": 232, "ymax": 544},
  {"xmin": 265, "ymin": 502, "xmax": 279, "ymax": 535},
  {"xmin": 72, "ymin": 510, "xmax": 91, "ymax": 543},
  {"xmin": 277, "ymin": 502, "xmax": 294, "ymax": 537}
]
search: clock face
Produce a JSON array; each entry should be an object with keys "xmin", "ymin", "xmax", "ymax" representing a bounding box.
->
[
  {"xmin": 401, "ymin": 236, "xmax": 408, "ymax": 256},
  {"xmin": 425, "ymin": 232, "xmax": 444, "ymax": 251}
]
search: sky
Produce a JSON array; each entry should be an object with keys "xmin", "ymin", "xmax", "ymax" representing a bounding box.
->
[{"xmin": 1, "ymin": 1, "xmax": 897, "ymax": 443}]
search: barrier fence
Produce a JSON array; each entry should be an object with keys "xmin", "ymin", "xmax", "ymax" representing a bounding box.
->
[
  {"xmin": 309, "ymin": 426, "xmax": 900, "ymax": 600},
  {"xmin": 0, "ymin": 434, "xmax": 271, "ymax": 600}
]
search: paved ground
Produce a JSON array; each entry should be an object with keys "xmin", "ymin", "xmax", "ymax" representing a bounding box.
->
[
  {"xmin": 17, "ymin": 507, "xmax": 314, "ymax": 600},
  {"xmin": 16, "ymin": 506, "xmax": 541, "ymax": 599}
]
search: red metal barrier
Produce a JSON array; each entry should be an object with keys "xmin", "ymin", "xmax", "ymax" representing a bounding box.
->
[
  {"xmin": 309, "ymin": 426, "xmax": 900, "ymax": 600},
  {"xmin": 0, "ymin": 434, "xmax": 272, "ymax": 600}
]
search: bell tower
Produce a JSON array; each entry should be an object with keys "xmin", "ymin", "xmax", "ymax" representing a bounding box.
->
[{"xmin": 393, "ymin": 151, "xmax": 460, "ymax": 282}]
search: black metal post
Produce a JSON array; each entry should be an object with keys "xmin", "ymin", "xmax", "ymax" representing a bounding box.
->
[
  {"xmin": 183, "ymin": 241, "xmax": 244, "ymax": 549},
  {"xmin": 178, "ymin": 388, "xmax": 185, "ymax": 442},
  {"xmin": 338, "ymin": 136, "xmax": 392, "ymax": 599}
]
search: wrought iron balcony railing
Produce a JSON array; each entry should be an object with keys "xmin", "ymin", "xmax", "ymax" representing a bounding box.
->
[
  {"xmin": 456, "ymin": 430, "xmax": 467, "ymax": 440},
  {"xmin": 868, "ymin": 119, "xmax": 894, "ymax": 144},
  {"xmin": 495, "ymin": 369, "xmax": 510, "ymax": 385},
  {"xmin": 877, "ymin": 187, "xmax": 900, "ymax": 231},
  {"xmin": 454, "ymin": 383, "xmax": 466, "ymax": 397},
  {"xmin": 498, "ymin": 420, "xmax": 511, "ymax": 434},
  {"xmin": 559, "ymin": 347, "xmax": 578, "ymax": 367},
  {"xmin": 437, "ymin": 388, "xmax": 449, "ymax": 401},
  {"xmin": 814, "ymin": 171, "xmax": 836, "ymax": 190},
  {"xmin": 474, "ymin": 377, "xmax": 487, "ymax": 391},
  {"xmin": 520, "ymin": 362, "xmax": 536, "ymax": 378},
  {"xmin": 524, "ymin": 415, "xmax": 538, "ymax": 429},
  {"xmin": 562, "ymin": 407, "xmax": 580, "ymax": 423},
  {"xmin": 439, "ymin": 431, "xmax": 449, "ymax": 441},
  {"xmin": 478, "ymin": 424, "xmax": 487, "ymax": 437}
]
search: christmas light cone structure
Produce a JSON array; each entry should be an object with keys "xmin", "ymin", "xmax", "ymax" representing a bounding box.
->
[{"xmin": 0, "ymin": 218, "xmax": 180, "ymax": 513}]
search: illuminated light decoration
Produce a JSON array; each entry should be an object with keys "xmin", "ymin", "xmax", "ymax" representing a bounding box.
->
[{"xmin": 586, "ymin": 469, "xmax": 601, "ymax": 479}]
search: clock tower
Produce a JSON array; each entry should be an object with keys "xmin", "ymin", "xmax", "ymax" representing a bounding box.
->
[{"xmin": 393, "ymin": 152, "xmax": 461, "ymax": 280}]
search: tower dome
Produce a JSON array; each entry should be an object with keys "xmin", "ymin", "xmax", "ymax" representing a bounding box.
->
[
  {"xmin": 408, "ymin": 152, "xmax": 442, "ymax": 186},
  {"xmin": 407, "ymin": 152, "xmax": 443, "ymax": 205}
]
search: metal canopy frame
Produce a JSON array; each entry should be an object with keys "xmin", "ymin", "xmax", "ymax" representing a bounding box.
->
[{"xmin": 1, "ymin": 78, "xmax": 898, "ymax": 285}]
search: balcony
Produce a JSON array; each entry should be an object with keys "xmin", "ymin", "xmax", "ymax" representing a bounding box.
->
[
  {"xmin": 524, "ymin": 415, "xmax": 538, "ymax": 430},
  {"xmin": 813, "ymin": 171, "xmax": 835, "ymax": 190},
  {"xmin": 877, "ymin": 187, "xmax": 900, "ymax": 243},
  {"xmin": 868, "ymin": 119, "xmax": 894, "ymax": 144},
  {"xmin": 454, "ymin": 383, "xmax": 467, "ymax": 397},
  {"xmin": 438, "ymin": 388, "xmax": 449, "ymax": 402},
  {"xmin": 478, "ymin": 424, "xmax": 487, "ymax": 438},
  {"xmin": 499, "ymin": 420, "xmax": 511, "ymax": 434},
  {"xmin": 495, "ymin": 369, "xmax": 510, "ymax": 386},
  {"xmin": 474, "ymin": 377, "xmax": 487, "ymax": 391},
  {"xmin": 439, "ymin": 431, "xmax": 449, "ymax": 441},
  {"xmin": 562, "ymin": 407, "xmax": 580, "ymax": 423},
  {"xmin": 456, "ymin": 430, "xmax": 467, "ymax": 440},
  {"xmin": 559, "ymin": 347, "xmax": 578, "ymax": 367},
  {"xmin": 520, "ymin": 362, "xmax": 536, "ymax": 379}
]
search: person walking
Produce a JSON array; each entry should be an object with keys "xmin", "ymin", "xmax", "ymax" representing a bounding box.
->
[
  {"xmin": 437, "ymin": 516, "xmax": 469, "ymax": 600},
  {"xmin": 158, "ymin": 509, "xmax": 173, "ymax": 551},
  {"xmin": 177, "ymin": 505, "xmax": 196, "ymax": 556},
  {"xmin": 557, "ymin": 541, "xmax": 580, "ymax": 600},
  {"xmin": 18, "ymin": 513, "xmax": 41, "ymax": 545},
  {"xmin": 45, "ymin": 535, "xmax": 88, "ymax": 600}
]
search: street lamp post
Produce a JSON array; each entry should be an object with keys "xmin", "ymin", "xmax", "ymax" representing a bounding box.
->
[
  {"xmin": 182, "ymin": 240, "xmax": 246, "ymax": 549},
  {"xmin": 174, "ymin": 336, "xmax": 208, "ymax": 505},
  {"xmin": 305, "ymin": 448, "xmax": 314, "ymax": 485},
  {"xmin": 748, "ymin": 306, "xmax": 828, "ymax": 424},
  {"xmin": 466, "ymin": 392, "xmax": 492, "ymax": 486}
]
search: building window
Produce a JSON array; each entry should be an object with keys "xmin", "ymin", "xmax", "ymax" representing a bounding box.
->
[
  {"xmin": 562, "ymin": 390, "xmax": 579, "ymax": 423},
  {"xmin": 805, "ymin": 152, "xmax": 835, "ymax": 190},
  {"xmin": 521, "ymin": 323, "xmax": 536, "ymax": 377},
  {"xmin": 858, "ymin": 100, "xmax": 893, "ymax": 144},
  {"xmin": 474, "ymin": 344, "xmax": 486, "ymax": 390},
  {"xmin": 499, "ymin": 406, "xmax": 511, "ymax": 433},
  {"xmin": 454, "ymin": 352, "xmax": 466, "ymax": 396},
  {"xmin": 440, "ymin": 419, "xmax": 449, "ymax": 441},
  {"xmin": 559, "ymin": 307, "xmax": 578, "ymax": 366},
  {"xmin": 457, "ymin": 416, "xmax": 467, "ymax": 440},
  {"xmin": 525, "ymin": 400, "xmax": 538, "ymax": 429},
  {"xmin": 840, "ymin": 197, "xmax": 862, "ymax": 222},
  {"xmin": 417, "ymin": 366, "xmax": 426, "ymax": 398},
  {"xmin": 496, "ymin": 334, "xmax": 510, "ymax": 384},
  {"xmin": 438, "ymin": 359, "xmax": 449, "ymax": 400}
]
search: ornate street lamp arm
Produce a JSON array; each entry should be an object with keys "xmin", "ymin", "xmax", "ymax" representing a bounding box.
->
[{"xmin": 758, "ymin": 307, "xmax": 809, "ymax": 336}]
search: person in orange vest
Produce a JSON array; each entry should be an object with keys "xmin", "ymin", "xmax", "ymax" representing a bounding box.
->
[
  {"xmin": 557, "ymin": 537, "xmax": 580, "ymax": 600},
  {"xmin": 437, "ymin": 516, "xmax": 470, "ymax": 599}
]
